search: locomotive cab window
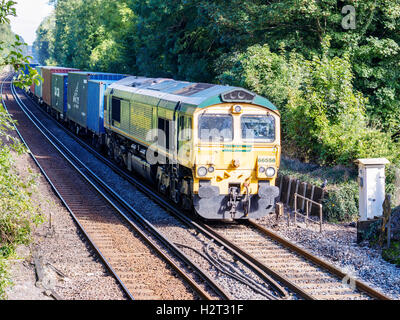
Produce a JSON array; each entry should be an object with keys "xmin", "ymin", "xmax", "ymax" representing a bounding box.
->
[
  {"xmin": 178, "ymin": 116, "xmax": 192, "ymax": 141},
  {"xmin": 241, "ymin": 115, "xmax": 275, "ymax": 142},
  {"xmin": 158, "ymin": 117, "xmax": 171, "ymax": 150},
  {"xmin": 199, "ymin": 114, "xmax": 233, "ymax": 142},
  {"xmin": 111, "ymin": 97, "xmax": 121, "ymax": 126},
  {"xmin": 104, "ymin": 95, "xmax": 108, "ymax": 111}
]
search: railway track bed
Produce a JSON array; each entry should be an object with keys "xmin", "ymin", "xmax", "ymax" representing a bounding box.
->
[
  {"xmin": 4, "ymin": 74, "xmax": 295, "ymax": 300},
  {"xmin": 1, "ymin": 74, "xmax": 211, "ymax": 300},
  {"xmin": 255, "ymin": 215, "xmax": 400, "ymax": 300},
  {"xmin": 4, "ymin": 72, "xmax": 397, "ymax": 300},
  {"xmin": 204, "ymin": 221, "xmax": 380, "ymax": 300}
]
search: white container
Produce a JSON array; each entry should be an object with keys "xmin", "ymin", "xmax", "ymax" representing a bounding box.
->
[{"xmin": 355, "ymin": 158, "xmax": 390, "ymax": 221}]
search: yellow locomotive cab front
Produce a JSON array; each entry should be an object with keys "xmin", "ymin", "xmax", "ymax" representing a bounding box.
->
[{"xmin": 192, "ymin": 102, "xmax": 281, "ymax": 220}]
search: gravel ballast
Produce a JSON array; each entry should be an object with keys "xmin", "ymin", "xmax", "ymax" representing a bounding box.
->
[
  {"xmin": 257, "ymin": 211, "xmax": 400, "ymax": 299},
  {"xmin": 5, "ymin": 150, "xmax": 127, "ymax": 300}
]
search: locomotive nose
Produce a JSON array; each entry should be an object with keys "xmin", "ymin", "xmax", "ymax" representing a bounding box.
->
[{"xmin": 232, "ymin": 159, "xmax": 240, "ymax": 168}]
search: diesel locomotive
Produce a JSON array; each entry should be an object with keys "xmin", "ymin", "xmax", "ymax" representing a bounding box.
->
[{"xmin": 26, "ymin": 65, "xmax": 281, "ymax": 220}]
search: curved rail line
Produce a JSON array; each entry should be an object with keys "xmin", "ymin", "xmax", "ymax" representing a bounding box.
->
[
  {"xmin": 247, "ymin": 220, "xmax": 391, "ymax": 300},
  {"xmin": 11, "ymin": 74, "xmax": 295, "ymax": 301},
  {"xmin": 19, "ymin": 81, "xmax": 315, "ymax": 299},
  {"xmin": 16, "ymin": 73, "xmax": 391, "ymax": 300},
  {"xmin": 2, "ymin": 72, "xmax": 227, "ymax": 300},
  {"xmin": 7, "ymin": 73, "xmax": 297, "ymax": 301}
]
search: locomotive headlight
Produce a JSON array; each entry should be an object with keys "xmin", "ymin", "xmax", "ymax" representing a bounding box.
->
[
  {"xmin": 208, "ymin": 166, "xmax": 215, "ymax": 173},
  {"xmin": 232, "ymin": 105, "xmax": 242, "ymax": 114},
  {"xmin": 259, "ymin": 166, "xmax": 266, "ymax": 174},
  {"xmin": 197, "ymin": 166, "xmax": 208, "ymax": 177},
  {"xmin": 266, "ymin": 167, "xmax": 276, "ymax": 177}
]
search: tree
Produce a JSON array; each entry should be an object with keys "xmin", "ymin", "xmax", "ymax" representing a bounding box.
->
[{"xmin": 33, "ymin": 13, "xmax": 55, "ymax": 65}]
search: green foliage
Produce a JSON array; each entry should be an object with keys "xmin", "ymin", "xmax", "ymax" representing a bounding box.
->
[
  {"xmin": 0, "ymin": 141, "xmax": 44, "ymax": 299},
  {"xmin": 382, "ymin": 241, "xmax": 400, "ymax": 266},
  {"xmin": 37, "ymin": 0, "xmax": 138, "ymax": 74},
  {"xmin": 0, "ymin": 144, "xmax": 43, "ymax": 252},
  {"xmin": 322, "ymin": 182, "xmax": 360, "ymax": 222},
  {"xmin": 33, "ymin": 13, "xmax": 55, "ymax": 65},
  {"xmin": 217, "ymin": 44, "xmax": 304, "ymax": 109},
  {"xmin": 280, "ymin": 158, "xmax": 360, "ymax": 222},
  {"xmin": 0, "ymin": 0, "xmax": 45, "ymax": 300},
  {"xmin": 0, "ymin": 258, "xmax": 10, "ymax": 300},
  {"xmin": 218, "ymin": 39, "xmax": 400, "ymax": 166}
]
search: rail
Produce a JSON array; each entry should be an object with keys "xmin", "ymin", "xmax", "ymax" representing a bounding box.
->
[{"xmin": 4, "ymin": 74, "xmax": 224, "ymax": 300}]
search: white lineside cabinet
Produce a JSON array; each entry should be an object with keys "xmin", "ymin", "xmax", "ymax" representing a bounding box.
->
[{"xmin": 355, "ymin": 158, "xmax": 390, "ymax": 221}]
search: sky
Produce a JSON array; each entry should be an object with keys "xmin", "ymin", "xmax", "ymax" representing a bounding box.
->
[{"xmin": 9, "ymin": 0, "xmax": 54, "ymax": 45}]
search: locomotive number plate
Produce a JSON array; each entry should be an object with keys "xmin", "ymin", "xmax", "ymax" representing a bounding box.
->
[{"xmin": 258, "ymin": 156, "xmax": 276, "ymax": 164}]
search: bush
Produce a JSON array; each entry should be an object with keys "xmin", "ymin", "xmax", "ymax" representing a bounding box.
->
[
  {"xmin": 0, "ymin": 258, "xmax": 10, "ymax": 300},
  {"xmin": 217, "ymin": 38, "xmax": 400, "ymax": 166},
  {"xmin": 0, "ymin": 108, "xmax": 44, "ymax": 299},
  {"xmin": 281, "ymin": 156, "xmax": 400, "ymax": 222},
  {"xmin": 322, "ymin": 182, "xmax": 360, "ymax": 222},
  {"xmin": 280, "ymin": 157, "xmax": 360, "ymax": 222}
]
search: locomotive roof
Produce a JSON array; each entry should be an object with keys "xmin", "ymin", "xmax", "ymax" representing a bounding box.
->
[{"xmin": 107, "ymin": 76, "xmax": 277, "ymax": 111}]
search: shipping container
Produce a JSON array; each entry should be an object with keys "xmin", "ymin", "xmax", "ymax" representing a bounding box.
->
[
  {"xmin": 42, "ymin": 67, "xmax": 79, "ymax": 106},
  {"xmin": 51, "ymin": 73, "xmax": 68, "ymax": 115},
  {"xmin": 29, "ymin": 82, "xmax": 35, "ymax": 95},
  {"xmin": 67, "ymin": 72, "xmax": 127, "ymax": 129},
  {"xmin": 24, "ymin": 64, "xmax": 39, "ymax": 95},
  {"xmin": 87, "ymin": 80, "xmax": 118, "ymax": 135},
  {"xmin": 34, "ymin": 66, "xmax": 43, "ymax": 98}
]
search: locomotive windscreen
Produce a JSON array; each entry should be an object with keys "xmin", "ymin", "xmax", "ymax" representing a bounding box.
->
[
  {"xmin": 241, "ymin": 115, "xmax": 275, "ymax": 142},
  {"xmin": 199, "ymin": 114, "xmax": 233, "ymax": 142}
]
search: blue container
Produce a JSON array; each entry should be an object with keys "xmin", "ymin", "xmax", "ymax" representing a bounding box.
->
[
  {"xmin": 87, "ymin": 80, "xmax": 118, "ymax": 135},
  {"xmin": 22, "ymin": 63, "xmax": 39, "ymax": 76},
  {"xmin": 67, "ymin": 72, "xmax": 127, "ymax": 128}
]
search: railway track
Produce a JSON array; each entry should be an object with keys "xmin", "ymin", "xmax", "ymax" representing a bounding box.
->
[
  {"xmin": 204, "ymin": 220, "xmax": 391, "ymax": 300},
  {"xmin": 8, "ymin": 72, "xmax": 392, "ymax": 300},
  {"xmin": 4, "ymin": 73, "xmax": 296, "ymax": 300},
  {"xmin": 1, "ymin": 72, "xmax": 225, "ymax": 300}
]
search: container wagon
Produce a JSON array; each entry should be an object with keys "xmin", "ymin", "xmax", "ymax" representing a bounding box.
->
[
  {"xmin": 41, "ymin": 67, "xmax": 79, "ymax": 109},
  {"xmin": 87, "ymin": 79, "xmax": 120, "ymax": 148},
  {"xmin": 66, "ymin": 72, "xmax": 127, "ymax": 135},
  {"xmin": 26, "ymin": 64, "xmax": 39, "ymax": 96},
  {"xmin": 51, "ymin": 73, "xmax": 69, "ymax": 121}
]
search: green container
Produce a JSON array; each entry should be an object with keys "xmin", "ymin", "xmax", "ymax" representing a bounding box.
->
[
  {"xmin": 66, "ymin": 72, "xmax": 126, "ymax": 128},
  {"xmin": 34, "ymin": 66, "xmax": 43, "ymax": 98},
  {"xmin": 51, "ymin": 73, "xmax": 68, "ymax": 114}
]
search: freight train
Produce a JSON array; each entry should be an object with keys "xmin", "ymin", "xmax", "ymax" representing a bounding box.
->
[{"xmin": 24, "ymin": 65, "xmax": 281, "ymax": 220}]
